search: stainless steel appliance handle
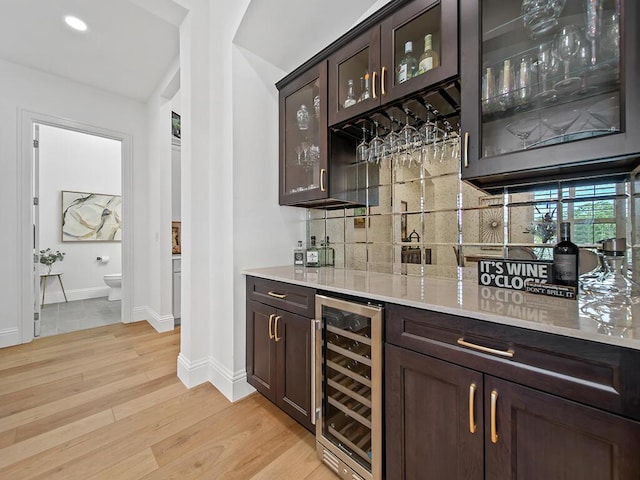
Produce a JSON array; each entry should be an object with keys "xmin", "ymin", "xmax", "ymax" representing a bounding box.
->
[{"xmin": 310, "ymin": 318, "xmax": 318, "ymax": 425}]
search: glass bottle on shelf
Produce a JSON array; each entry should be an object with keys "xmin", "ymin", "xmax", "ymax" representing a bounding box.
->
[
  {"xmin": 293, "ymin": 240, "xmax": 305, "ymax": 266},
  {"xmin": 418, "ymin": 34, "xmax": 438, "ymax": 74},
  {"xmin": 296, "ymin": 104, "xmax": 310, "ymax": 130},
  {"xmin": 359, "ymin": 73, "xmax": 371, "ymax": 102},
  {"xmin": 397, "ymin": 41, "xmax": 418, "ymax": 84},
  {"xmin": 323, "ymin": 236, "xmax": 335, "ymax": 267},
  {"xmin": 344, "ymin": 79, "xmax": 357, "ymax": 108},
  {"xmin": 305, "ymin": 236, "xmax": 320, "ymax": 267}
]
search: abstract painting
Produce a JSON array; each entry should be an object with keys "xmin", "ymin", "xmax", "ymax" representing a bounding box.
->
[
  {"xmin": 172, "ymin": 221, "xmax": 181, "ymax": 254},
  {"xmin": 62, "ymin": 191, "xmax": 122, "ymax": 242}
]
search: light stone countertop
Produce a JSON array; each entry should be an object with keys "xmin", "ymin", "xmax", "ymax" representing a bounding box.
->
[{"xmin": 243, "ymin": 265, "xmax": 640, "ymax": 351}]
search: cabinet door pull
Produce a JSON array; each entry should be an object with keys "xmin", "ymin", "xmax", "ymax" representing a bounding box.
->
[
  {"xmin": 320, "ymin": 168, "xmax": 326, "ymax": 192},
  {"xmin": 274, "ymin": 315, "xmax": 281, "ymax": 342},
  {"xmin": 310, "ymin": 319, "xmax": 319, "ymax": 425},
  {"xmin": 372, "ymin": 71, "xmax": 378, "ymax": 99},
  {"xmin": 490, "ymin": 389, "xmax": 499, "ymax": 444},
  {"xmin": 268, "ymin": 313, "xmax": 275, "ymax": 340},
  {"xmin": 267, "ymin": 291, "xmax": 287, "ymax": 299},
  {"xmin": 457, "ymin": 337, "xmax": 514, "ymax": 358},
  {"xmin": 463, "ymin": 132, "xmax": 470, "ymax": 168},
  {"xmin": 469, "ymin": 382, "xmax": 477, "ymax": 434},
  {"xmin": 381, "ymin": 67, "xmax": 387, "ymax": 96}
]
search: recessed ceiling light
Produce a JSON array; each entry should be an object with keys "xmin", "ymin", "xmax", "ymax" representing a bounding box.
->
[{"xmin": 64, "ymin": 15, "xmax": 88, "ymax": 32}]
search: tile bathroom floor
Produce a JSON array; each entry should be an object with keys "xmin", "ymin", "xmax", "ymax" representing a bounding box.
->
[{"xmin": 40, "ymin": 297, "xmax": 121, "ymax": 337}]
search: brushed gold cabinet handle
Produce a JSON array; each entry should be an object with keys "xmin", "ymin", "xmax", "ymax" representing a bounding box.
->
[
  {"xmin": 267, "ymin": 291, "xmax": 287, "ymax": 299},
  {"xmin": 381, "ymin": 67, "xmax": 387, "ymax": 96},
  {"xmin": 274, "ymin": 315, "xmax": 281, "ymax": 342},
  {"xmin": 268, "ymin": 314, "xmax": 275, "ymax": 340},
  {"xmin": 491, "ymin": 389, "xmax": 499, "ymax": 444},
  {"xmin": 457, "ymin": 338, "xmax": 514, "ymax": 358},
  {"xmin": 320, "ymin": 168, "xmax": 326, "ymax": 192},
  {"xmin": 372, "ymin": 71, "xmax": 378, "ymax": 99},
  {"xmin": 469, "ymin": 382, "xmax": 477, "ymax": 434},
  {"xmin": 464, "ymin": 132, "xmax": 470, "ymax": 168}
]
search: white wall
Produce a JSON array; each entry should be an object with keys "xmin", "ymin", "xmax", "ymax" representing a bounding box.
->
[
  {"xmin": 175, "ymin": 0, "xmax": 305, "ymax": 400},
  {"xmin": 38, "ymin": 125, "xmax": 122, "ymax": 304},
  {"xmin": 0, "ymin": 57, "xmax": 149, "ymax": 347}
]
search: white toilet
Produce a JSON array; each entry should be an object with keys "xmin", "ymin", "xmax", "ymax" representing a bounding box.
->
[{"xmin": 103, "ymin": 273, "xmax": 122, "ymax": 301}]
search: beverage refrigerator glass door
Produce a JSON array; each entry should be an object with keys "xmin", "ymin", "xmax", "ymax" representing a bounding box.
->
[{"xmin": 314, "ymin": 295, "xmax": 383, "ymax": 480}]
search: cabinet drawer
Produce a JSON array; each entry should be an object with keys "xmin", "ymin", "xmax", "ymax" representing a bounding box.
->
[
  {"xmin": 247, "ymin": 276, "xmax": 315, "ymax": 318},
  {"xmin": 386, "ymin": 304, "xmax": 640, "ymax": 421}
]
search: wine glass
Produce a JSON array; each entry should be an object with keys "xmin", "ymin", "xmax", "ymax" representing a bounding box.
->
[
  {"xmin": 382, "ymin": 117, "xmax": 400, "ymax": 168},
  {"xmin": 584, "ymin": 0, "xmax": 603, "ymax": 68},
  {"xmin": 533, "ymin": 42, "xmax": 558, "ymax": 102},
  {"xmin": 419, "ymin": 116, "xmax": 436, "ymax": 164},
  {"xmin": 542, "ymin": 109, "xmax": 581, "ymax": 141},
  {"xmin": 522, "ymin": 0, "xmax": 566, "ymax": 39},
  {"xmin": 368, "ymin": 121, "xmax": 384, "ymax": 165},
  {"xmin": 356, "ymin": 126, "xmax": 368, "ymax": 163},
  {"xmin": 506, "ymin": 115, "xmax": 542, "ymax": 149},
  {"xmin": 398, "ymin": 110, "xmax": 419, "ymax": 167},
  {"xmin": 587, "ymin": 96, "xmax": 620, "ymax": 132},
  {"xmin": 573, "ymin": 36, "xmax": 597, "ymax": 96},
  {"xmin": 553, "ymin": 25, "xmax": 582, "ymax": 94}
]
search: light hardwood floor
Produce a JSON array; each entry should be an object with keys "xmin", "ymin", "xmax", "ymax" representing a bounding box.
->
[{"xmin": 0, "ymin": 322, "xmax": 337, "ymax": 479}]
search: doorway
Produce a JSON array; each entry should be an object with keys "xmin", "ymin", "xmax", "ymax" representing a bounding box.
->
[
  {"xmin": 20, "ymin": 111, "xmax": 134, "ymax": 344},
  {"xmin": 35, "ymin": 123, "xmax": 123, "ymax": 337}
]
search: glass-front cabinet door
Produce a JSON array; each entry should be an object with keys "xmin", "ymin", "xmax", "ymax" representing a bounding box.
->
[
  {"xmin": 328, "ymin": 0, "xmax": 458, "ymax": 127},
  {"xmin": 279, "ymin": 62, "xmax": 328, "ymax": 205},
  {"xmin": 461, "ymin": 0, "xmax": 640, "ymax": 188},
  {"xmin": 328, "ymin": 28, "xmax": 381, "ymax": 126},
  {"xmin": 380, "ymin": 0, "xmax": 458, "ymax": 103}
]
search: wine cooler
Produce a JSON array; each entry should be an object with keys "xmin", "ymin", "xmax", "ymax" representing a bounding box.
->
[{"xmin": 313, "ymin": 295, "xmax": 383, "ymax": 480}]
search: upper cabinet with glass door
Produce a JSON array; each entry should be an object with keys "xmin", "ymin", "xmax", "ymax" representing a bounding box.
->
[
  {"xmin": 279, "ymin": 63, "xmax": 328, "ymax": 206},
  {"xmin": 460, "ymin": 0, "xmax": 640, "ymax": 189},
  {"xmin": 328, "ymin": 0, "xmax": 458, "ymax": 126}
]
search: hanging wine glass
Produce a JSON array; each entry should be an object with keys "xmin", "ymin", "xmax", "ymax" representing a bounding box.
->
[
  {"xmin": 419, "ymin": 116, "xmax": 436, "ymax": 165},
  {"xmin": 382, "ymin": 117, "xmax": 400, "ymax": 169},
  {"xmin": 356, "ymin": 125, "xmax": 369, "ymax": 163},
  {"xmin": 398, "ymin": 110, "xmax": 419, "ymax": 167},
  {"xmin": 368, "ymin": 121, "xmax": 384, "ymax": 165},
  {"xmin": 553, "ymin": 25, "xmax": 582, "ymax": 94}
]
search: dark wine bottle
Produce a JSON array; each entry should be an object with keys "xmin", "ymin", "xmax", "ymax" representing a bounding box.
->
[{"xmin": 553, "ymin": 222, "xmax": 579, "ymax": 288}]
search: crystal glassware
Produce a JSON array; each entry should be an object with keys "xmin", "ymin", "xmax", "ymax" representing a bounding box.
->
[
  {"xmin": 382, "ymin": 118, "xmax": 400, "ymax": 168},
  {"xmin": 542, "ymin": 108, "xmax": 581, "ymax": 141},
  {"xmin": 522, "ymin": 0, "xmax": 566, "ymax": 38},
  {"xmin": 481, "ymin": 67, "xmax": 497, "ymax": 115},
  {"xmin": 356, "ymin": 126, "xmax": 369, "ymax": 163},
  {"xmin": 553, "ymin": 25, "xmax": 582, "ymax": 94},
  {"xmin": 506, "ymin": 115, "xmax": 542, "ymax": 149},
  {"xmin": 533, "ymin": 42, "xmax": 559, "ymax": 102},
  {"xmin": 397, "ymin": 111, "xmax": 419, "ymax": 167},
  {"xmin": 497, "ymin": 59, "xmax": 515, "ymax": 112},
  {"xmin": 368, "ymin": 121, "xmax": 384, "ymax": 165},
  {"xmin": 514, "ymin": 56, "xmax": 533, "ymax": 109}
]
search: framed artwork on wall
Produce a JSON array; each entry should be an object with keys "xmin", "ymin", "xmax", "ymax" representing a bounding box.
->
[
  {"xmin": 61, "ymin": 191, "xmax": 122, "ymax": 242},
  {"xmin": 172, "ymin": 221, "xmax": 181, "ymax": 254},
  {"xmin": 172, "ymin": 111, "xmax": 181, "ymax": 146}
]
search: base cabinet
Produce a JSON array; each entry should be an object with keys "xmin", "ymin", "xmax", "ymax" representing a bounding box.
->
[
  {"xmin": 246, "ymin": 277, "xmax": 314, "ymax": 432},
  {"xmin": 385, "ymin": 304, "xmax": 640, "ymax": 480}
]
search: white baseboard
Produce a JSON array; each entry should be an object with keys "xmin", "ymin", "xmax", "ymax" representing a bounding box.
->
[
  {"xmin": 42, "ymin": 286, "xmax": 109, "ymax": 305},
  {"xmin": 0, "ymin": 327, "xmax": 21, "ymax": 348},
  {"xmin": 176, "ymin": 354, "xmax": 254, "ymax": 402},
  {"xmin": 132, "ymin": 306, "xmax": 174, "ymax": 333}
]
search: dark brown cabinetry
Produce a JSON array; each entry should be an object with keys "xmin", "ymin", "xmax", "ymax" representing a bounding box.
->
[
  {"xmin": 385, "ymin": 303, "xmax": 640, "ymax": 479},
  {"xmin": 460, "ymin": 0, "xmax": 640, "ymax": 189},
  {"xmin": 246, "ymin": 277, "xmax": 314, "ymax": 431},
  {"xmin": 328, "ymin": 0, "xmax": 458, "ymax": 126}
]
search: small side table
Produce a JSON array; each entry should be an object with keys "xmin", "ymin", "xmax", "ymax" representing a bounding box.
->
[{"xmin": 40, "ymin": 273, "xmax": 68, "ymax": 307}]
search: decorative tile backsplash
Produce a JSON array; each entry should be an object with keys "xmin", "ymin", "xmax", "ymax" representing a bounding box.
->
[{"xmin": 307, "ymin": 152, "xmax": 637, "ymax": 281}]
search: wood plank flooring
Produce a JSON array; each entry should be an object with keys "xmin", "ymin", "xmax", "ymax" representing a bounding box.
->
[{"xmin": 0, "ymin": 322, "xmax": 337, "ymax": 479}]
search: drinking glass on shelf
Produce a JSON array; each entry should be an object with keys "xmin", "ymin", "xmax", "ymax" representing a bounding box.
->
[
  {"xmin": 601, "ymin": 10, "xmax": 620, "ymax": 62},
  {"xmin": 368, "ymin": 122, "xmax": 384, "ymax": 165},
  {"xmin": 542, "ymin": 109, "xmax": 581, "ymax": 141},
  {"xmin": 584, "ymin": 0, "xmax": 603, "ymax": 68},
  {"xmin": 506, "ymin": 116, "xmax": 542, "ymax": 149},
  {"xmin": 573, "ymin": 36, "xmax": 597, "ymax": 95},
  {"xmin": 553, "ymin": 25, "xmax": 582, "ymax": 94},
  {"xmin": 497, "ymin": 59, "xmax": 515, "ymax": 112},
  {"xmin": 522, "ymin": 0, "xmax": 566, "ymax": 39},
  {"xmin": 481, "ymin": 67, "xmax": 497, "ymax": 115},
  {"xmin": 356, "ymin": 126, "xmax": 368, "ymax": 163},
  {"xmin": 514, "ymin": 56, "xmax": 533, "ymax": 109},
  {"xmin": 533, "ymin": 42, "xmax": 559, "ymax": 102}
]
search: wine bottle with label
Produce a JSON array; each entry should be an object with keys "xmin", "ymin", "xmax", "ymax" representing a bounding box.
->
[
  {"xmin": 418, "ymin": 34, "xmax": 439, "ymax": 75},
  {"xmin": 553, "ymin": 222, "xmax": 579, "ymax": 288},
  {"xmin": 397, "ymin": 41, "xmax": 418, "ymax": 84}
]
